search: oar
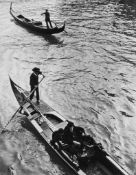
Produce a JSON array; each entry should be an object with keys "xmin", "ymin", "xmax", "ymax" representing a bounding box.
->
[
  {"xmin": 1, "ymin": 75, "xmax": 45, "ymax": 133},
  {"xmin": 1, "ymin": 107, "xmax": 22, "ymax": 134},
  {"xmin": 89, "ymin": 106, "xmax": 101, "ymax": 115},
  {"xmin": 64, "ymin": 30, "xmax": 68, "ymax": 34}
]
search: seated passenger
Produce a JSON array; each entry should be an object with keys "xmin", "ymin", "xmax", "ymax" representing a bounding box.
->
[
  {"xmin": 73, "ymin": 126, "xmax": 86, "ymax": 142},
  {"xmin": 82, "ymin": 135, "xmax": 96, "ymax": 146},
  {"xmin": 62, "ymin": 121, "xmax": 83, "ymax": 159},
  {"xmin": 73, "ymin": 129, "xmax": 96, "ymax": 163},
  {"xmin": 52, "ymin": 128, "xmax": 64, "ymax": 146},
  {"xmin": 73, "ymin": 125, "xmax": 97, "ymax": 159},
  {"xmin": 62, "ymin": 121, "xmax": 75, "ymax": 145},
  {"xmin": 72, "ymin": 125, "xmax": 96, "ymax": 147}
]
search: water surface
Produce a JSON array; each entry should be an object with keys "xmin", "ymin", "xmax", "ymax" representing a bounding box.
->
[{"xmin": 0, "ymin": 0, "xmax": 136, "ymax": 174}]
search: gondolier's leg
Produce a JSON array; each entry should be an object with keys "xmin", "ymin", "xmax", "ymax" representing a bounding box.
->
[
  {"xmin": 30, "ymin": 86, "xmax": 35, "ymax": 100},
  {"xmin": 46, "ymin": 20, "xmax": 49, "ymax": 29},
  {"xmin": 36, "ymin": 87, "xmax": 40, "ymax": 104},
  {"xmin": 49, "ymin": 21, "xmax": 53, "ymax": 28}
]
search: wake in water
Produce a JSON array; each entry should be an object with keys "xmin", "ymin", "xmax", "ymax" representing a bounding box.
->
[
  {"xmin": 0, "ymin": 112, "xmax": 28, "ymax": 175},
  {"xmin": 0, "ymin": 131, "xmax": 22, "ymax": 175}
]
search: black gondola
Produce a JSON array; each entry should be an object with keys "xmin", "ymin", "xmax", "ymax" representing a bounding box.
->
[
  {"xmin": 9, "ymin": 77, "xmax": 130, "ymax": 175},
  {"xmin": 10, "ymin": 3, "xmax": 65, "ymax": 35}
]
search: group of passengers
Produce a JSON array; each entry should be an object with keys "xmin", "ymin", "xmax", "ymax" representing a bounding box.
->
[{"xmin": 52, "ymin": 121, "xmax": 96, "ymax": 159}]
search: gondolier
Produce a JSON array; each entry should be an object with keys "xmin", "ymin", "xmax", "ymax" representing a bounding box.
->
[
  {"xmin": 10, "ymin": 3, "xmax": 65, "ymax": 35},
  {"xmin": 41, "ymin": 9, "xmax": 53, "ymax": 29},
  {"xmin": 30, "ymin": 67, "xmax": 44, "ymax": 104}
]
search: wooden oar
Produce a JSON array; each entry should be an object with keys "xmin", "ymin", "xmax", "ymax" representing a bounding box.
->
[
  {"xmin": 1, "ymin": 75, "xmax": 45, "ymax": 134},
  {"xmin": 89, "ymin": 106, "xmax": 101, "ymax": 115},
  {"xmin": 1, "ymin": 107, "xmax": 22, "ymax": 134}
]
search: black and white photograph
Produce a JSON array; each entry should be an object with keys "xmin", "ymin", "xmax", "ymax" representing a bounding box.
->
[{"xmin": 0, "ymin": 0, "xmax": 135, "ymax": 175}]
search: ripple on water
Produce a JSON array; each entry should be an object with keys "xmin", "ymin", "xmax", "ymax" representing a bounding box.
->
[{"xmin": 0, "ymin": 0, "xmax": 136, "ymax": 175}]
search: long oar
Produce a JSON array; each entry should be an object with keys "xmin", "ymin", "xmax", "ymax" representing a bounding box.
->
[
  {"xmin": 89, "ymin": 106, "xmax": 101, "ymax": 115},
  {"xmin": 1, "ymin": 75, "xmax": 45, "ymax": 133},
  {"xmin": 1, "ymin": 107, "xmax": 22, "ymax": 134}
]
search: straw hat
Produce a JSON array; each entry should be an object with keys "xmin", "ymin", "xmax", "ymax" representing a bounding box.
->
[{"xmin": 32, "ymin": 67, "xmax": 42, "ymax": 74}]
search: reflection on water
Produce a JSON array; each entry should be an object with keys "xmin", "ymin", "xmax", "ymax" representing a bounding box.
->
[
  {"xmin": 0, "ymin": 0, "xmax": 136, "ymax": 175},
  {"xmin": 43, "ymin": 35, "xmax": 64, "ymax": 45}
]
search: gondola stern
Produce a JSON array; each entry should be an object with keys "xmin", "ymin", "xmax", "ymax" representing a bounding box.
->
[
  {"xmin": 9, "ymin": 77, "xmax": 18, "ymax": 98},
  {"xmin": 62, "ymin": 22, "xmax": 65, "ymax": 31},
  {"xmin": 10, "ymin": 2, "xmax": 12, "ymax": 9},
  {"xmin": 9, "ymin": 77, "xmax": 26, "ymax": 106},
  {"xmin": 9, "ymin": 2, "xmax": 14, "ymax": 17},
  {"xmin": 10, "ymin": 2, "xmax": 13, "ymax": 13},
  {"xmin": 9, "ymin": 76, "xmax": 15, "ymax": 90},
  {"xmin": 63, "ymin": 21, "xmax": 66, "ymax": 28}
]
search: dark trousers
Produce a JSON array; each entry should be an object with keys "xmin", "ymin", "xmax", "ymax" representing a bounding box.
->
[
  {"xmin": 46, "ymin": 20, "xmax": 53, "ymax": 29},
  {"xmin": 30, "ymin": 85, "xmax": 39, "ymax": 101}
]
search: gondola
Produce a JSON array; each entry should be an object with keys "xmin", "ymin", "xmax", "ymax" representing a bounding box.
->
[
  {"xmin": 10, "ymin": 3, "xmax": 65, "ymax": 35},
  {"xmin": 9, "ymin": 77, "xmax": 130, "ymax": 175}
]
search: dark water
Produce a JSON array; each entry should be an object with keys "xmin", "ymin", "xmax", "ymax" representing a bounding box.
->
[{"xmin": 0, "ymin": 0, "xmax": 136, "ymax": 174}]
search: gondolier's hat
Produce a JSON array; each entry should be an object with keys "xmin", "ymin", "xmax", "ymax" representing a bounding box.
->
[{"xmin": 32, "ymin": 67, "xmax": 42, "ymax": 74}]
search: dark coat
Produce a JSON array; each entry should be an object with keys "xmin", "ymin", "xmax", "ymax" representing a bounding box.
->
[
  {"xmin": 30, "ymin": 73, "xmax": 38, "ymax": 87},
  {"xmin": 42, "ymin": 11, "xmax": 50, "ymax": 21},
  {"xmin": 62, "ymin": 126, "xmax": 74, "ymax": 145},
  {"xmin": 45, "ymin": 11, "xmax": 50, "ymax": 21},
  {"xmin": 52, "ymin": 129, "xmax": 63, "ymax": 143},
  {"xmin": 73, "ymin": 126, "xmax": 85, "ymax": 141}
]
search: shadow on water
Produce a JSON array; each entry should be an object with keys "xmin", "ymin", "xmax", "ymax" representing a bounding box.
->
[
  {"xmin": 12, "ymin": 19, "xmax": 64, "ymax": 45},
  {"xmin": 43, "ymin": 34, "xmax": 64, "ymax": 45},
  {"xmin": 21, "ymin": 117, "xmax": 76, "ymax": 175}
]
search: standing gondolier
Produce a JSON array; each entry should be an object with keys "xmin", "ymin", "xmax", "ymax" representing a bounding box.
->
[
  {"xmin": 30, "ymin": 67, "xmax": 44, "ymax": 104},
  {"xmin": 41, "ymin": 9, "xmax": 53, "ymax": 29}
]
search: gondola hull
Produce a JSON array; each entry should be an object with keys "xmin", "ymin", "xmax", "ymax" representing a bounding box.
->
[
  {"xmin": 9, "ymin": 77, "xmax": 130, "ymax": 175},
  {"xmin": 10, "ymin": 3, "xmax": 65, "ymax": 35}
]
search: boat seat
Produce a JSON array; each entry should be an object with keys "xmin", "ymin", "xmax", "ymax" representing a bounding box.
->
[
  {"xmin": 31, "ymin": 110, "xmax": 37, "ymax": 115},
  {"xmin": 23, "ymin": 102, "xmax": 31, "ymax": 109},
  {"xmin": 32, "ymin": 21, "xmax": 42, "ymax": 26},
  {"xmin": 24, "ymin": 18, "xmax": 31, "ymax": 22},
  {"xmin": 28, "ymin": 112, "xmax": 40, "ymax": 120},
  {"xmin": 17, "ymin": 14, "xmax": 25, "ymax": 19}
]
